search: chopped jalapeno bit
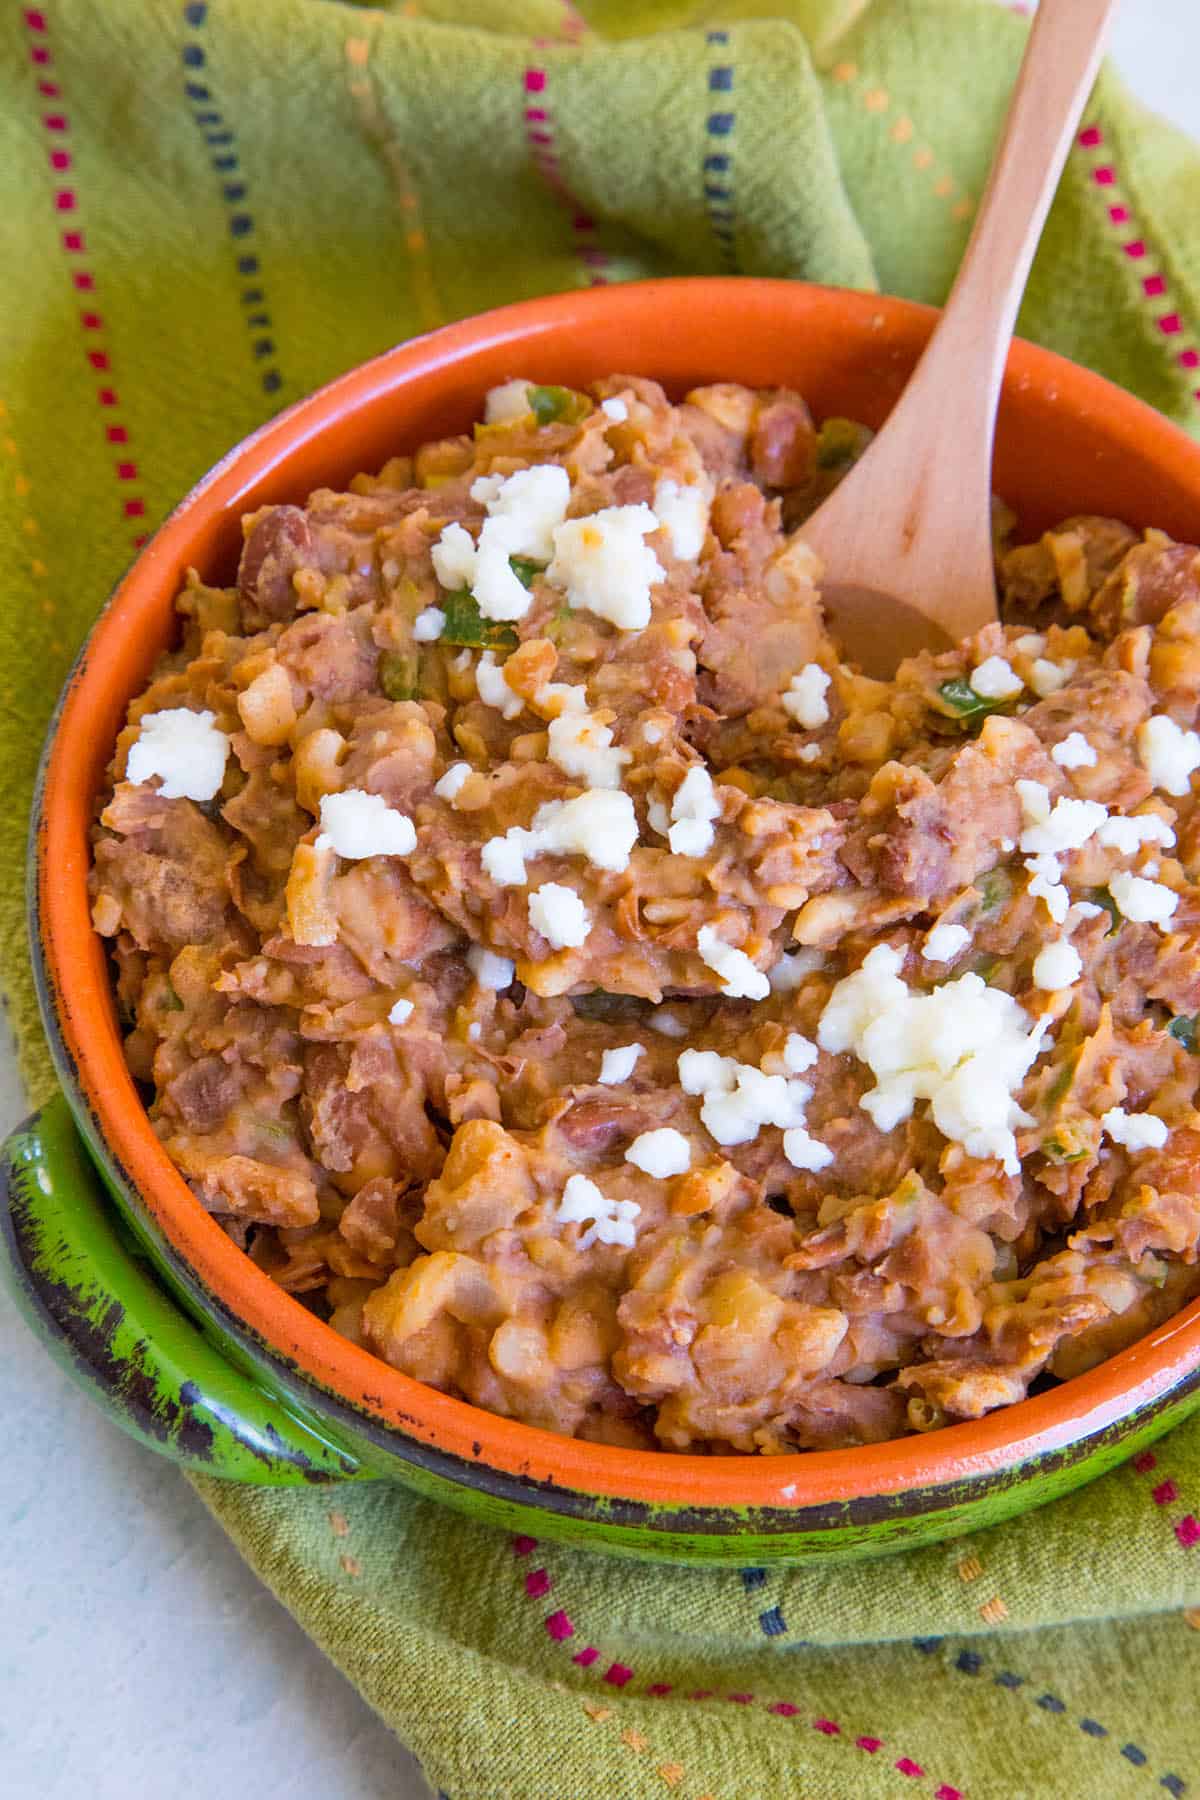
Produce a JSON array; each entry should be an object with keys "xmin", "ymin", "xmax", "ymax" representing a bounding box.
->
[
  {"xmin": 1046, "ymin": 1054, "xmax": 1078, "ymax": 1108},
  {"xmin": 439, "ymin": 589, "xmax": 519, "ymax": 651},
  {"xmin": 936, "ymin": 677, "xmax": 1013, "ymax": 725},
  {"xmin": 527, "ymin": 384, "xmax": 591, "ymax": 427},
  {"xmin": 1168, "ymin": 1014, "xmax": 1200, "ymax": 1053},
  {"xmin": 379, "ymin": 650, "xmax": 420, "ymax": 701},
  {"xmin": 509, "ymin": 555, "xmax": 543, "ymax": 590},
  {"xmin": 816, "ymin": 417, "xmax": 873, "ymax": 471},
  {"xmin": 978, "ymin": 866, "xmax": 1013, "ymax": 915},
  {"xmin": 1042, "ymin": 1134, "xmax": 1089, "ymax": 1164},
  {"xmin": 1086, "ymin": 887, "xmax": 1122, "ymax": 936}
]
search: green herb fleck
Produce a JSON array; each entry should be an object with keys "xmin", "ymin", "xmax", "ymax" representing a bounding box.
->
[
  {"xmin": 1169, "ymin": 1014, "xmax": 1200, "ymax": 1053},
  {"xmin": 1086, "ymin": 886, "xmax": 1122, "ymax": 936},
  {"xmin": 972, "ymin": 954, "xmax": 1000, "ymax": 984},
  {"xmin": 978, "ymin": 866, "xmax": 1012, "ymax": 915},
  {"xmin": 439, "ymin": 589, "xmax": 518, "ymax": 651},
  {"xmin": 509, "ymin": 556, "xmax": 543, "ymax": 590},
  {"xmin": 159, "ymin": 984, "xmax": 184, "ymax": 1013},
  {"xmin": 527, "ymin": 384, "xmax": 591, "ymax": 427},
  {"xmin": 816, "ymin": 417, "xmax": 872, "ymax": 471},
  {"xmin": 1042, "ymin": 1135, "xmax": 1089, "ymax": 1164},
  {"xmin": 379, "ymin": 650, "xmax": 420, "ymax": 701},
  {"xmin": 1046, "ymin": 1055, "xmax": 1078, "ymax": 1108},
  {"xmin": 936, "ymin": 676, "xmax": 1013, "ymax": 725}
]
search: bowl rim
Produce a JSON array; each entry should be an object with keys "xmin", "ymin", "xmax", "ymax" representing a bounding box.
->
[{"xmin": 35, "ymin": 275, "xmax": 1200, "ymax": 1513}]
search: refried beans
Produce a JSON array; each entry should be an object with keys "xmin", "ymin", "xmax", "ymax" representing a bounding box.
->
[{"xmin": 89, "ymin": 375, "xmax": 1200, "ymax": 1453}]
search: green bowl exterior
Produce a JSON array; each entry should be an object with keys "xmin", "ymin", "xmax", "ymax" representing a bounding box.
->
[{"xmin": 6, "ymin": 1092, "xmax": 1200, "ymax": 1563}]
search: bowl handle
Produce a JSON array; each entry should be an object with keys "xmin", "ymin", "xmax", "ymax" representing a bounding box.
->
[{"xmin": 1, "ymin": 1093, "xmax": 373, "ymax": 1486}]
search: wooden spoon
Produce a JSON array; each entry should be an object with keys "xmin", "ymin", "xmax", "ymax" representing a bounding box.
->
[{"xmin": 798, "ymin": 0, "xmax": 1120, "ymax": 677}]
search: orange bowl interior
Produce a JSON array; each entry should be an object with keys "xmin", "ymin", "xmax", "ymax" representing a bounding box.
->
[{"xmin": 37, "ymin": 278, "xmax": 1200, "ymax": 1510}]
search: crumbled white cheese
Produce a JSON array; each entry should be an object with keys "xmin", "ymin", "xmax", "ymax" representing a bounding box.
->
[
  {"xmin": 1052, "ymin": 732, "xmax": 1097, "ymax": 770},
  {"xmin": 797, "ymin": 743, "xmax": 822, "ymax": 764},
  {"xmin": 431, "ymin": 521, "xmax": 477, "ymax": 592},
  {"xmin": 601, "ymin": 396, "xmax": 629, "ymax": 422},
  {"xmin": 701, "ymin": 1064, "xmax": 813, "ymax": 1148},
  {"xmin": 1101, "ymin": 1107, "xmax": 1168, "ymax": 1152},
  {"xmin": 1018, "ymin": 787, "xmax": 1107, "ymax": 856},
  {"xmin": 434, "ymin": 761, "xmax": 471, "ymax": 803},
  {"xmin": 472, "ymin": 464, "xmax": 570, "ymax": 561},
  {"xmin": 782, "ymin": 1127, "xmax": 835, "ymax": 1173},
  {"xmin": 625, "ymin": 1127, "xmax": 692, "ymax": 1178},
  {"xmin": 598, "ymin": 1043, "xmax": 644, "ymax": 1086},
  {"xmin": 781, "ymin": 664, "xmax": 831, "ymax": 729},
  {"xmin": 433, "ymin": 465, "xmax": 571, "ymax": 623},
  {"xmin": 923, "ymin": 922, "xmax": 971, "ymax": 964},
  {"xmin": 482, "ymin": 832, "xmax": 530, "ymax": 887},
  {"xmin": 483, "ymin": 790, "xmax": 640, "ymax": 889},
  {"xmin": 484, "ymin": 379, "xmax": 532, "ymax": 424},
  {"xmin": 548, "ymin": 504, "xmax": 665, "ymax": 631},
  {"xmin": 412, "ymin": 605, "xmax": 445, "ymax": 642},
  {"xmin": 783, "ymin": 1032, "xmax": 819, "ymax": 1075},
  {"xmin": 1109, "ymin": 869, "xmax": 1179, "ymax": 927},
  {"xmin": 970, "ymin": 656, "xmax": 1023, "ymax": 701},
  {"xmin": 555, "ymin": 1173, "xmax": 640, "ymax": 1251},
  {"xmin": 528, "ymin": 881, "xmax": 591, "ymax": 949},
  {"xmin": 467, "ymin": 944, "xmax": 515, "ymax": 990},
  {"xmin": 531, "ymin": 792, "xmax": 639, "ymax": 873},
  {"xmin": 467, "ymin": 1021, "xmax": 482, "ymax": 1041},
  {"xmin": 649, "ymin": 1008, "xmax": 688, "ymax": 1038},
  {"xmin": 316, "ymin": 788, "xmax": 417, "ymax": 859},
  {"xmin": 768, "ymin": 948, "xmax": 826, "ymax": 992},
  {"xmin": 475, "ymin": 651, "xmax": 524, "ymax": 720},
  {"xmin": 1144, "ymin": 859, "xmax": 1161, "ymax": 878},
  {"xmin": 126, "ymin": 707, "xmax": 231, "ymax": 803},
  {"xmin": 1065, "ymin": 900, "xmax": 1104, "ymax": 930},
  {"xmin": 817, "ymin": 943, "xmax": 1048, "ymax": 1175},
  {"xmin": 678, "ymin": 1049, "xmax": 739, "ymax": 1095},
  {"xmin": 1029, "ymin": 658, "xmax": 1075, "ymax": 698},
  {"xmin": 643, "ymin": 722, "xmax": 663, "ymax": 745},
  {"xmin": 1014, "ymin": 633, "xmax": 1046, "ymax": 655},
  {"xmin": 1137, "ymin": 714, "xmax": 1200, "ymax": 797},
  {"xmin": 653, "ymin": 477, "xmax": 710, "ymax": 561},
  {"xmin": 1000, "ymin": 837, "xmax": 1015, "ymax": 854},
  {"xmin": 647, "ymin": 798, "xmax": 671, "ymax": 838},
  {"xmin": 388, "ymin": 997, "xmax": 414, "ymax": 1025},
  {"xmin": 1025, "ymin": 853, "xmax": 1070, "ymax": 925},
  {"xmin": 1031, "ymin": 939, "xmax": 1082, "ymax": 991},
  {"xmin": 697, "ymin": 925, "xmax": 770, "ymax": 1001},
  {"xmin": 547, "ymin": 704, "xmax": 630, "ymax": 790},
  {"xmin": 668, "ymin": 765, "xmax": 721, "ymax": 858},
  {"xmin": 1096, "ymin": 811, "xmax": 1176, "ymax": 854}
]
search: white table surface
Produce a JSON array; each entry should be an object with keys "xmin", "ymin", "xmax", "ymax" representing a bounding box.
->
[{"xmin": 4, "ymin": 10, "xmax": 1198, "ymax": 1796}]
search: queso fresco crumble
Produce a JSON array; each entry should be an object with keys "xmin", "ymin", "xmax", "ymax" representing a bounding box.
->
[{"xmin": 89, "ymin": 374, "xmax": 1200, "ymax": 1453}]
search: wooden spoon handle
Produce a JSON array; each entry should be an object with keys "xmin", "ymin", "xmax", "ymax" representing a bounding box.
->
[{"xmin": 800, "ymin": 0, "xmax": 1120, "ymax": 647}]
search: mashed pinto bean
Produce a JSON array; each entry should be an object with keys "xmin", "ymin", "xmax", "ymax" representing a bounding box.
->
[{"xmin": 90, "ymin": 375, "xmax": 1200, "ymax": 1454}]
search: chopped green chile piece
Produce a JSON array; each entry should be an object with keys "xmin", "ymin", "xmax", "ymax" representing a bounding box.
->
[
  {"xmin": 936, "ymin": 677, "xmax": 1012, "ymax": 724},
  {"xmin": 509, "ymin": 555, "xmax": 543, "ymax": 590},
  {"xmin": 1046, "ymin": 1055, "xmax": 1078, "ymax": 1108},
  {"xmin": 978, "ymin": 866, "xmax": 1013, "ymax": 915},
  {"xmin": 438, "ymin": 589, "xmax": 518, "ymax": 651},
  {"xmin": 816, "ymin": 416, "xmax": 873, "ymax": 470},
  {"xmin": 1042, "ymin": 1135, "xmax": 1089, "ymax": 1164},
  {"xmin": 1168, "ymin": 1014, "xmax": 1200, "ymax": 1053},
  {"xmin": 379, "ymin": 650, "xmax": 420, "ymax": 701},
  {"xmin": 1086, "ymin": 887, "xmax": 1122, "ymax": 936},
  {"xmin": 527, "ymin": 384, "xmax": 591, "ymax": 427},
  {"xmin": 159, "ymin": 984, "xmax": 184, "ymax": 1013}
]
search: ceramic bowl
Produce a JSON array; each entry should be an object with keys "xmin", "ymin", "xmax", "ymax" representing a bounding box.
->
[{"xmin": 9, "ymin": 278, "xmax": 1200, "ymax": 1565}]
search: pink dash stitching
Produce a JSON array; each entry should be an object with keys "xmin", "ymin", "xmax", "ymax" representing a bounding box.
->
[
  {"xmin": 507, "ymin": 1534, "xmax": 958, "ymax": 1787},
  {"xmin": 23, "ymin": 10, "xmax": 148, "ymax": 547},
  {"xmin": 1130, "ymin": 1448, "xmax": 1198, "ymax": 1548},
  {"xmin": 1076, "ymin": 122, "xmax": 1200, "ymax": 413},
  {"xmin": 521, "ymin": 52, "xmax": 609, "ymax": 288}
]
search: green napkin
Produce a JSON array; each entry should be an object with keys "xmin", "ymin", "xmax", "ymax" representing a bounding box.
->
[{"xmin": 5, "ymin": 1, "xmax": 1200, "ymax": 1794}]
